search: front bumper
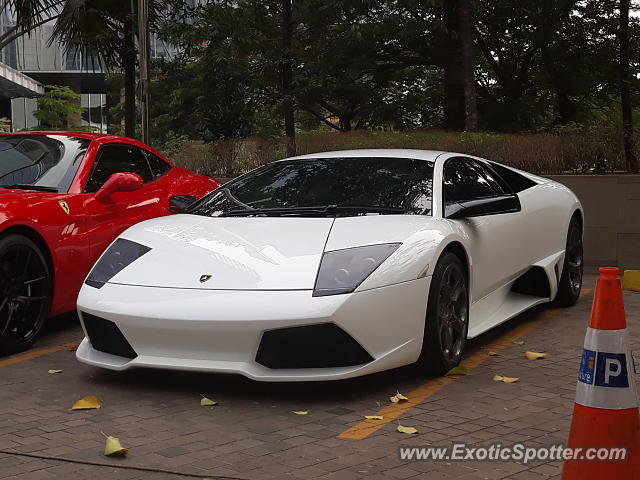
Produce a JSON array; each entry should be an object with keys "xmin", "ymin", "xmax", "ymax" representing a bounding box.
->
[{"xmin": 76, "ymin": 278, "xmax": 430, "ymax": 381}]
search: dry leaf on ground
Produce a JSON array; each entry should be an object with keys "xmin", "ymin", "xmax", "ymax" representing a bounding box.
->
[{"xmin": 71, "ymin": 396, "xmax": 100, "ymax": 410}]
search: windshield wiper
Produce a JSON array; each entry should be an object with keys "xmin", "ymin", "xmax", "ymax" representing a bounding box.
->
[
  {"xmin": 219, "ymin": 204, "xmax": 406, "ymax": 217},
  {"xmin": 333, "ymin": 205, "xmax": 406, "ymax": 214},
  {"xmin": 220, "ymin": 206, "xmax": 335, "ymax": 217},
  {"xmin": 5, "ymin": 184, "xmax": 58, "ymax": 192}
]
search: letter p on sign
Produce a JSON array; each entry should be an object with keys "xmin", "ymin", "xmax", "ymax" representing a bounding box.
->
[{"xmin": 595, "ymin": 352, "xmax": 629, "ymax": 388}]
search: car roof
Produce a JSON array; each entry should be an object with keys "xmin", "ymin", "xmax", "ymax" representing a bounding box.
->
[
  {"xmin": 0, "ymin": 131, "xmax": 119, "ymax": 140},
  {"xmin": 282, "ymin": 149, "xmax": 446, "ymax": 162}
]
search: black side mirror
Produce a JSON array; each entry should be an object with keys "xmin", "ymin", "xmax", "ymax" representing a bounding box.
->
[
  {"xmin": 169, "ymin": 195, "xmax": 197, "ymax": 213},
  {"xmin": 445, "ymin": 194, "xmax": 521, "ymax": 219}
]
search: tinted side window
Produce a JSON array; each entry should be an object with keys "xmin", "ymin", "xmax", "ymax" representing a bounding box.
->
[
  {"xmin": 487, "ymin": 162, "xmax": 537, "ymax": 192},
  {"xmin": 443, "ymin": 158, "xmax": 503, "ymax": 204},
  {"xmin": 85, "ymin": 144, "xmax": 153, "ymax": 193},
  {"xmin": 145, "ymin": 151, "xmax": 172, "ymax": 179}
]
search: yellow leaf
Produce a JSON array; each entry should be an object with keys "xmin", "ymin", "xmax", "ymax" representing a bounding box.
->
[
  {"xmin": 390, "ymin": 393, "xmax": 408, "ymax": 403},
  {"xmin": 493, "ymin": 375, "xmax": 520, "ymax": 383},
  {"xmin": 104, "ymin": 436, "xmax": 128, "ymax": 456},
  {"xmin": 397, "ymin": 425, "xmax": 418, "ymax": 434},
  {"xmin": 525, "ymin": 351, "xmax": 547, "ymax": 360},
  {"xmin": 293, "ymin": 411, "xmax": 309, "ymax": 415},
  {"xmin": 364, "ymin": 415, "xmax": 384, "ymax": 420},
  {"xmin": 514, "ymin": 340, "xmax": 525, "ymax": 345},
  {"xmin": 71, "ymin": 396, "xmax": 100, "ymax": 410},
  {"xmin": 48, "ymin": 369, "xmax": 63, "ymax": 374},
  {"xmin": 446, "ymin": 366, "xmax": 468, "ymax": 376},
  {"xmin": 200, "ymin": 397, "xmax": 218, "ymax": 406}
]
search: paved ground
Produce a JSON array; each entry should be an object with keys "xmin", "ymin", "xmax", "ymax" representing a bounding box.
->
[{"xmin": 0, "ymin": 274, "xmax": 638, "ymax": 480}]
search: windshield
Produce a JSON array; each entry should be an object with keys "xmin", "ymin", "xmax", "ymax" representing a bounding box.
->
[
  {"xmin": 0, "ymin": 135, "xmax": 90, "ymax": 192},
  {"xmin": 189, "ymin": 157, "xmax": 434, "ymax": 217}
]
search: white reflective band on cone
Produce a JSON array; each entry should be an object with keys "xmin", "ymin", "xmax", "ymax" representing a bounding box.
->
[{"xmin": 575, "ymin": 328, "xmax": 638, "ymax": 410}]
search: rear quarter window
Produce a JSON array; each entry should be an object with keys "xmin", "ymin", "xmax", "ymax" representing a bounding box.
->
[{"xmin": 487, "ymin": 162, "xmax": 537, "ymax": 193}]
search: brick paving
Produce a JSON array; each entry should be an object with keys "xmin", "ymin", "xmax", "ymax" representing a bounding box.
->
[{"xmin": 0, "ymin": 274, "xmax": 638, "ymax": 479}]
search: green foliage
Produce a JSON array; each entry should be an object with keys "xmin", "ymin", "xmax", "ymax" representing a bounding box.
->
[
  {"xmin": 32, "ymin": 85, "xmax": 87, "ymax": 130},
  {"xmin": 0, "ymin": 117, "xmax": 10, "ymax": 132}
]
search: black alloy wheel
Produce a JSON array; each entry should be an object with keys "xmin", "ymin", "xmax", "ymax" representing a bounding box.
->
[
  {"xmin": 0, "ymin": 235, "xmax": 51, "ymax": 355},
  {"xmin": 555, "ymin": 218, "xmax": 583, "ymax": 307},
  {"xmin": 420, "ymin": 252, "xmax": 469, "ymax": 375}
]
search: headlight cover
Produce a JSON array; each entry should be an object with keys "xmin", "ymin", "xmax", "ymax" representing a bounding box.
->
[
  {"xmin": 85, "ymin": 238, "xmax": 151, "ymax": 289},
  {"xmin": 313, "ymin": 243, "xmax": 401, "ymax": 297}
]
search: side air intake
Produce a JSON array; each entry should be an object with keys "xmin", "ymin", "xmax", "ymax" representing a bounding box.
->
[{"xmin": 511, "ymin": 266, "xmax": 551, "ymax": 298}]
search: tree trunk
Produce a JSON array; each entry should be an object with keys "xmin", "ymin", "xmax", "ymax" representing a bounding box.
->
[
  {"xmin": 458, "ymin": 0, "xmax": 478, "ymax": 131},
  {"xmin": 620, "ymin": 0, "xmax": 638, "ymax": 173},
  {"xmin": 122, "ymin": 0, "xmax": 137, "ymax": 138},
  {"xmin": 443, "ymin": 1, "xmax": 465, "ymax": 131},
  {"xmin": 282, "ymin": 0, "xmax": 296, "ymax": 156}
]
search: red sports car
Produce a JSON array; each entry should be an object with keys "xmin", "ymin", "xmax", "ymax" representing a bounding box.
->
[{"xmin": 0, "ymin": 132, "xmax": 220, "ymax": 354}]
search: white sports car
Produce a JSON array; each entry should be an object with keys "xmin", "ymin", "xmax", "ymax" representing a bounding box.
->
[{"xmin": 76, "ymin": 150, "xmax": 583, "ymax": 381}]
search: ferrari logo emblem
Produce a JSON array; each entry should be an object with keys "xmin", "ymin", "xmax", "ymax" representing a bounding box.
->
[
  {"xmin": 58, "ymin": 200, "xmax": 70, "ymax": 215},
  {"xmin": 199, "ymin": 274, "xmax": 212, "ymax": 283}
]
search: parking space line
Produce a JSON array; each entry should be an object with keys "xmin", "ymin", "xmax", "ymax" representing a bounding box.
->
[
  {"xmin": 338, "ymin": 289, "xmax": 592, "ymax": 440},
  {"xmin": 0, "ymin": 341, "xmax": 80, "ymax": 369}
]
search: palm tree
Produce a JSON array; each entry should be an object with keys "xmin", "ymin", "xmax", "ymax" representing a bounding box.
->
[
  {"xmin": 51, "ymin": 0, "xmax": 138, "ymax": 137},
  {"xmin": 2, "ymin": 0, "xmax": 163, "ymax": 138}
]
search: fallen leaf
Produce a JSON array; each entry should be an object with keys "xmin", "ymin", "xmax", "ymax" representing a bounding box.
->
[
  {"xmin": 525, "ymin": 351, "xmax": 547, "ymax": 360},
  {"xmin": 200, "ymin": 397, "xmax": 218, "ymax": 406},
  {"xmin": 364, "ymin": 415, "xmax": 384, "ymax": 420},
  {"xmin": 514, "ymin": 340, "xmax": 525, "ymax": 345},
  {"xmin": 493, "ymin": 375, "xmax": 520, "ymax": 383},
  {"xmin": 71, "ymin": 396, "xmax": 100, "ymax": 410},
  {"xmin": 104, "ymin": 436, "xmax": 128, "ymax": 456},
  {"xmin": 390, "ymin": 393, "xmax": 408, "ymax": 403},
  {"xmin": 293, "ymin": 411, "xmax": 309, "ymax": 415},
  {"xmin": 446, "ymin": 366, "xmax": 468, "ymax": 376},
  {"xmin": 488, "ymin": 351, "xmax": 499, "ymax": 356},
  {"xmin": 48, "ymin": 369, "xmax": 63, "ymax": 374},
  {"xmin": 397, "ymin": 425, "xmax": 418, "ymax": 434}
]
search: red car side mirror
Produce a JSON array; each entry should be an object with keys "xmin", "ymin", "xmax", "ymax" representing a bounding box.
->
[{"xmin": 95, "ymin": 172, "xmax": 143, "ymax": 202}]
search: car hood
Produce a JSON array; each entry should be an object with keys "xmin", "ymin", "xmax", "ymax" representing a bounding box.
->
[
  {"xmin": 108, "ymin": 214, "xmax": 335, "ymax": 290},
  {"xmin": 105, "ymin": 213, "xmax": 442, "ymax": 290}
]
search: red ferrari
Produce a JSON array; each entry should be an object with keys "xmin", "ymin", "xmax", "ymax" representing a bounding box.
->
[{"xmin": 0, "ymin": 132, "xmax": 220, "ymax": 354}]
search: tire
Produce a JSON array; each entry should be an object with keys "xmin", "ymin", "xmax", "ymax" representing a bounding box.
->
[
  {"xmin": 554, "ymin": 217, "xmax": 583, "ymax": 307},
  {"xmin": 0, "ymin": 234, "xmax": 52, "ymax": 355},
  {"xmin": 419, "ymin": 252, "xmax": 469, "ymax": 376}
]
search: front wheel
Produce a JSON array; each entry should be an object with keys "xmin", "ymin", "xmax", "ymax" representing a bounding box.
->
[
  {"xmin": 554, "ymin": 217, "xmax": 583, "ymax": 307},
  {"xmin": 419, "ymin": 252, "xmax": 469, "ymax": 376},
  {"xmin": 0, "ymin": 235, "xmax": 52, "ymax": 355}
]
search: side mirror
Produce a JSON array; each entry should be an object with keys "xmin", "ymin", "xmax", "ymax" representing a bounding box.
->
[
  {"xmin": 95, "ymin": 172, "xmax": 143, "ymax": 202},
  {"xmin": 445, "ymin": 194, "xmax": 521, "ymax": 219},
  {"xmin": 169, "ymin": 195, "xmax": 197, "ymax": 213}
]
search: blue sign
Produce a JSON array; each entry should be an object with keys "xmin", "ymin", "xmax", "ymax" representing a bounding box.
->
[
  {"xmin": 578, "ymin": 349, "xmax": 596, "ymax": 385},
  {"xmin": 594, "ymin": 352, "xmax": 629, "ymax": 388}
]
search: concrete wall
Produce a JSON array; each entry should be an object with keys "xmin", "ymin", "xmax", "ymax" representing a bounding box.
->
[{"xmin": 546, "ymin": 175, "xmax": 640, "ymax": 269}]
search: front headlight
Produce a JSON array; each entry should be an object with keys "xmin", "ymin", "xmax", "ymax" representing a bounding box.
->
[
  {"xmin": 313, "ymin": 243, "xmax": 401, "ymax": 297},
  {"xmin": 85, "ymin": 238, "xmax": 151, "ymax": 289}
]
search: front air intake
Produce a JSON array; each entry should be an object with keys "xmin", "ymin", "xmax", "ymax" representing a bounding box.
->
[
  {"xmin": 256, "ymin": 323, "xmax": 373, "ymax": 369},
  {"xmin": 81, "ymin": 313, "xmax": 137, "ymax": 359}
]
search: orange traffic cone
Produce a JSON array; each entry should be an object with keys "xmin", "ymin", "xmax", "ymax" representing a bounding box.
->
[{"xmin": 562, "ymin": 267, "xmax": 640, "ymax": 479}]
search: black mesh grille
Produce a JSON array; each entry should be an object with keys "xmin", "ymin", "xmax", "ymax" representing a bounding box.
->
[
  {"xmin": 82, "ymin": 313, "xmax": 137, "ymax": 359},
  {"xmin": 256, "ymin": 323, "xmax": 373, "ymax": 369}
]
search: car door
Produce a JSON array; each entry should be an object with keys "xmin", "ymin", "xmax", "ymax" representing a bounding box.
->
[
  {"xmin": 443, "ymin": 157, "xmax": 525, "ymax": 300},
  {"xmin": 83, "ymin": 142, "xmax": 168, "ymax": 264}
]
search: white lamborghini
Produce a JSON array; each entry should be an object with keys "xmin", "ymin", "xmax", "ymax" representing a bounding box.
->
[{"xmin": 76, "ymin": 150, "xmax": 583, "ymax": 381}]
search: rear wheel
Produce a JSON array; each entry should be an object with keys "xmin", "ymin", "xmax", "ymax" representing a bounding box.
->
[
  {"xmin": 555, "ymin": 217, "xmax": 583, "ymax": 307},
  {"xmin": 419, "ymin": 252, "xmax": 469, "ymax": 376},
  {"xmin": 0, "ymin": 235, "xmax": 52, "ymax": 355}
]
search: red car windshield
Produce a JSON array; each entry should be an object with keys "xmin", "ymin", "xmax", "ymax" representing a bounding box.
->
[{"xmin": 0, "ymin": 134, "xmax": 90, "ymax": 193}]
